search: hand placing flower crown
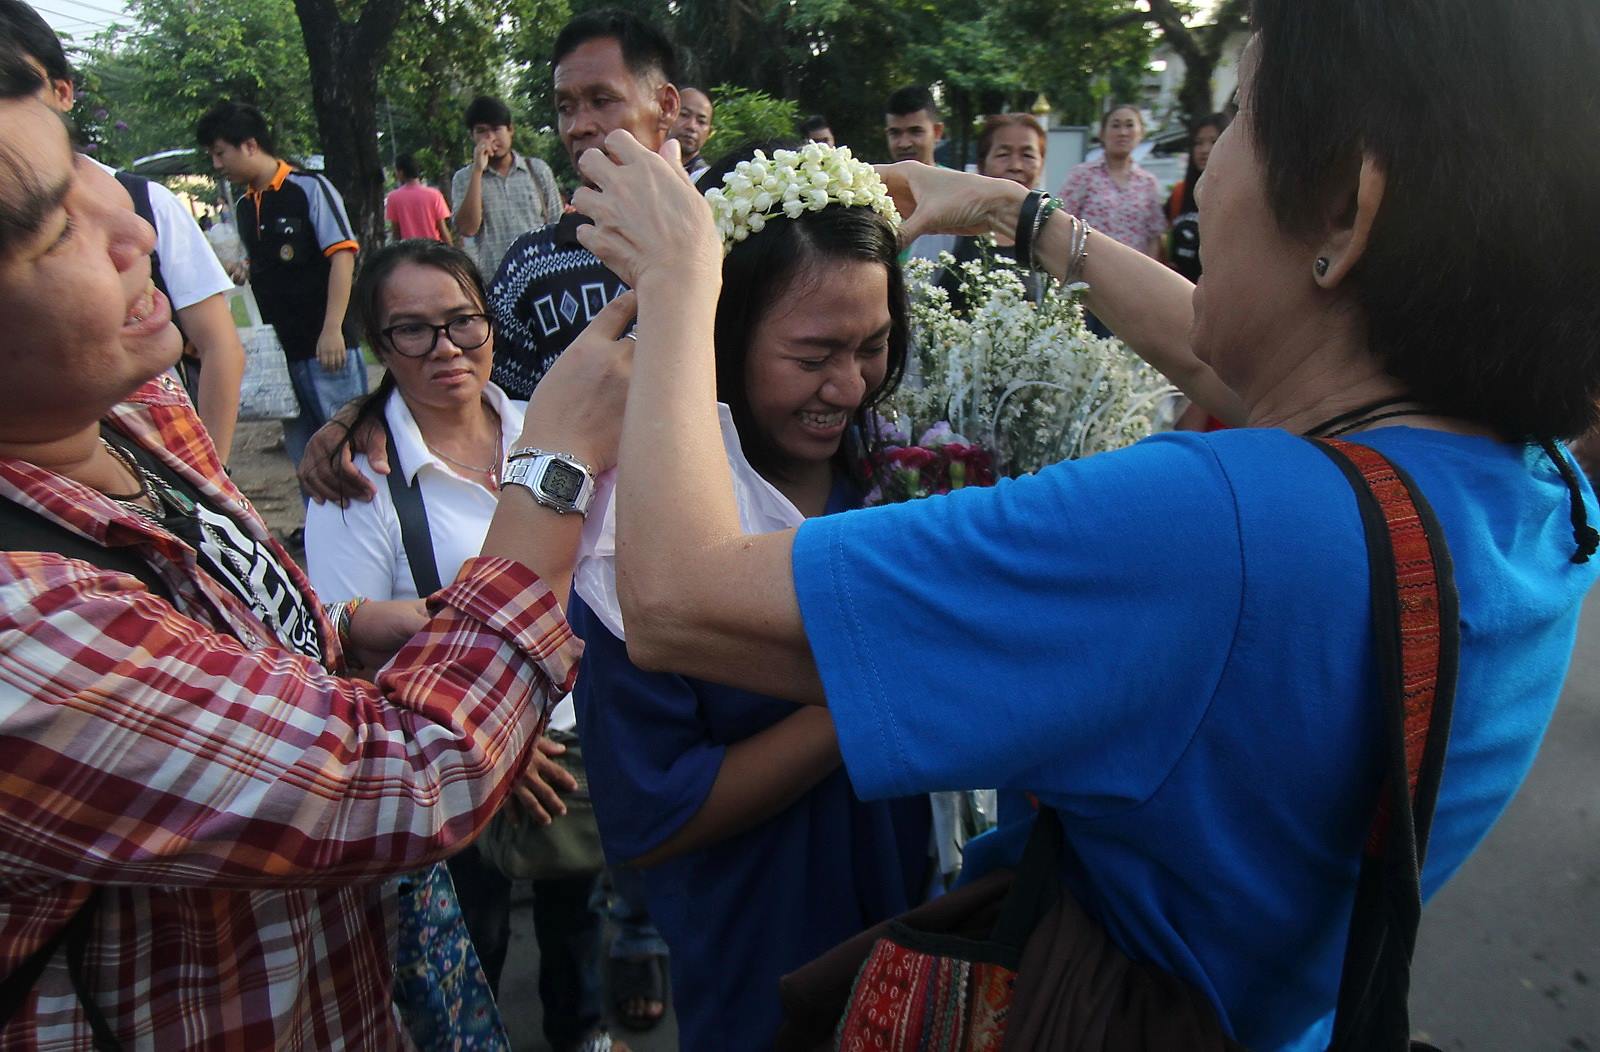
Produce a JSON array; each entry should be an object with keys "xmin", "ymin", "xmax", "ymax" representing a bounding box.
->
[
  {"xmin": 873, "ymin": 159, "xmax": 1028, "ymax": 248},
  {"xmin": 573, "ymin": 131, "xmax": 723, "ymax": 294}
]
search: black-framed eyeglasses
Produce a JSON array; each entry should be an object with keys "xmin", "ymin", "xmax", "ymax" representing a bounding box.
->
[{"xmin": 380, "ymin": 313, "xmax": 492, "ymax": 358}]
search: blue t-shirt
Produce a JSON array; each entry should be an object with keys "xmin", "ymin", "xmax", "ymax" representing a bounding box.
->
[
  {"xmin": 792, "ymin": 427, "xmax": 1596, "ymax": 1051},
  {"xmin": 571, "ymin": 482, "xmax": 931, "ymax": 1051}
]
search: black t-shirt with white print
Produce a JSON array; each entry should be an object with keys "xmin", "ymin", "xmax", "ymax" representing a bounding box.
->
[{"xmin": 102, "ymin": 427, "xmax": 323, "ymax": 662}]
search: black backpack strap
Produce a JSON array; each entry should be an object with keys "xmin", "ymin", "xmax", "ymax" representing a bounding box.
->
[
  {"xmin": 988, "ymin": 805, "xmax": 1064, "ymax": 952},
  {"xmin": 1312, "ymin": 438, "xmax": 1459, "ymax": 1052},
  {"xmin": 382, "ymin": 422, "xmax": 444, "ymax": 596},
  {"xmin": 0, "ymin": 498, "xmax": 168, "ymax": 595},
  {"xmin": 0, "ymin": 888, "xmax": 118, "ymax": 1049},
  {"xmin": 113, "ymin": 172, "xmax": 170, "ymax": 310}
]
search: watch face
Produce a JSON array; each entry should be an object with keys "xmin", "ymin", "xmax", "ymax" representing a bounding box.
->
[{"xmin": 541, "ymin": 460, "xmax": 585, "ymax": 503}]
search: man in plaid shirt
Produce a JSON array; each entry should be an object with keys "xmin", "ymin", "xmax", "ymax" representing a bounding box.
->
[{"xmin": 0, "ymin": 50, "xmax": 632, "ymax": 1048}]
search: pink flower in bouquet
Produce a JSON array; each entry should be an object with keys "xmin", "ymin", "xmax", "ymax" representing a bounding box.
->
[
  {"xmin": 885, "ymin": 445, "xmax": 938, "ymax": 471},
  {"xmin": 866, "ymin": 422, "xmax": 997, "ymax": 505},
  {"xmin": 942, "ymin": 443, "xmax": 997, "ymax": 489}
]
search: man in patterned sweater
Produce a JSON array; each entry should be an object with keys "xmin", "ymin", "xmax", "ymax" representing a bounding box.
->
[{"xmin": 485, "ymin": 11, "xmax": 681, "ymax": 398}]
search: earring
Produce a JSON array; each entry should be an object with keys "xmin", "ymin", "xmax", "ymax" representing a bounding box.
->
[{"xmin": 1314, "ymin": 257, "xmax": 1330, "ymax": 277}]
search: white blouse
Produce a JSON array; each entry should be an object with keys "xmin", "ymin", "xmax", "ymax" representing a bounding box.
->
[{"xmin": 305, "ymin": 381, "xmax": 575, "ymax": 730}]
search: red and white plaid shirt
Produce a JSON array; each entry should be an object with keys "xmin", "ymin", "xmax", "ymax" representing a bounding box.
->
[{"xmin": 0, "ymin": 376, "xmax": 575, "ymax": 1049}]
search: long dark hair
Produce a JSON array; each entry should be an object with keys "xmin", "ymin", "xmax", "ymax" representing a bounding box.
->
[
  {"xmin": 328, "ymin": 240, "xmax": 489, "ymax": 497},
  {"xmin": 1177, "ymin": 113, "xmax": 1228, "ymax": 213},
  {"xmin": 699, "ymin": 144, "xmax": 909, "ymax": 492}
]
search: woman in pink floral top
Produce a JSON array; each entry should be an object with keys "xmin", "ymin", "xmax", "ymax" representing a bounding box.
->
[{"xmin": 1056, "ymin": 104, "xmax": 1167, "ymax": 259}]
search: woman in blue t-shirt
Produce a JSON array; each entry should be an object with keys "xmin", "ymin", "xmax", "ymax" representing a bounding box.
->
[
  {"xmin": 568, "ymin": 147, "xmax": 930, "ymax": 1049},
  {"xmin": 566, "ymin": 4, "xmax": 1600, "ymax": 1047}
]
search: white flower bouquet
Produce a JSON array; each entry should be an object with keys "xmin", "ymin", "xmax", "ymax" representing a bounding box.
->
[{"xmin": 889, "ymin": 249, "xmax": 1177, "ymax": 477}]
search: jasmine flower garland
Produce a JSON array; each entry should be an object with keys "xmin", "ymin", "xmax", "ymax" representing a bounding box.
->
[{"xmin": 705, "ymin": 142, "xmax": 900, "ymax": 253}]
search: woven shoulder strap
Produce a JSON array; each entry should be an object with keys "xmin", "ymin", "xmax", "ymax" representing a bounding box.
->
[{"xmin": 1313, "ymin": 439, "xmax": 1459, "ymax": 1052}]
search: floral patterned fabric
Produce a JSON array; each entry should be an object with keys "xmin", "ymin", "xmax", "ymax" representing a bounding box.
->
[
  {"xmin": 393, "ymin": 862, "xmax": 512, "ymax": 1051},
  {"xmin": 1055, "ymin": 159, "xmax": 1167, "ymax": 256}
]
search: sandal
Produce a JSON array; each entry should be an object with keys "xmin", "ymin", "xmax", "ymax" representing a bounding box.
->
[{"xmin": 609, "ymin": 953, "xmax": 668, "ymax": 1032}]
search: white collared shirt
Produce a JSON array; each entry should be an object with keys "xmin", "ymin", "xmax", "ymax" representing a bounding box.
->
[{"xmin": 305, "ymin": 380, "xmax": 575, "ymax": 729}]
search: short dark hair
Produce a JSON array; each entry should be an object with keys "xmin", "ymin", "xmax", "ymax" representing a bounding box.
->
[
  {"xmin": 0, "ymin": 28, "xmax": 45, "ymax": 101},
  {"xmin": 463, "ymin": 95, "xmax": 512, "ymax": 131},
  {"xmin": 976, "ymin": 113, "xmax": 1046, "ymax": 168},
  {"xmin": 0, "ymin": 1, "xmax": 71, "ymax": 84},
  {"xmin": 334, "ymin": 240, "xmax": 491, "ymax": 496},
  {"xmin": 678, "ymin": 85, "xmax": 712, "ymax": 110},
  {"xmin": 1249, "ymin": 0, "xmax": 1600, "ymax": 440},
  {"xmin": 698, "ymin": 143, "xmax": 908, "ymax": 489},
  {"xmin": 0, "ymin": 40, "xmax": 53, "ymax": 260},
  {"xmin": 885, "ymin": 85, "xmax": 938, "ymax": 121},
  {"xmin": 798, "ymin": 115, "xmax": 831, "ymax": 138},
  {"xmin": 394, "ymin": 152, "xmax": 419, "ymax": 180},
  {"xmin": 551, "ymin": 8, "xmax": 679, "ymax": 85},
  {"xmin": 195, "ymin": 100, "xmax": 277, "ymax": 156}
]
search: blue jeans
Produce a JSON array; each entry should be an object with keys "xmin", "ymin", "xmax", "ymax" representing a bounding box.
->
[
  {"xmin": 283, "ymin": 351, "xmax": 368, "ymax": 478},
  {"xmin": 600, "ymin": 865, "xmax": 669, "ymax": 960}
]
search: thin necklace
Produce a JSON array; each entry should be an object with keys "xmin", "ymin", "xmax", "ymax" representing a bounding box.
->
[
  {"xmin": 1303, "ymin": 396, "xmax": 1432, "ymax": 439},
  {"xmin": 100, "ymin": 439, "xmax": 164, "ymax": 522},
  {"xmin": 424, "ymin": 414, "xmax": 503, "ymax": 485}
]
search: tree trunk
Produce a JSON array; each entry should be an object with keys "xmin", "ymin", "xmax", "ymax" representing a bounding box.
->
[
  {"xmin": 1136, "ymin": 0, "xmax": 1248, "ymax": 126},
  {"xmin": 1178, "ymin": 53, "xmax": 1217, "ymax": 123},
  {"xmin": 291, "ymin": 0, "xmax": 407, "ymax": 255}
]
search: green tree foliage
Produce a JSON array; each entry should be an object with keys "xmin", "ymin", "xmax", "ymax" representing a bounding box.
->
[
  {"xmin": 382, "ymin": 0, "xmax": 573, "ymax": 195},
  {"xmin": 74, "ymin": 0, "xmax": 316, "ymax": 170},
  {"xmin": 701, "ymin": 85, "xmax": 800, "ymax": 165},
  {"xmin": 69, "ymin": 0, "xmax": 1231, "ymax": 231}
]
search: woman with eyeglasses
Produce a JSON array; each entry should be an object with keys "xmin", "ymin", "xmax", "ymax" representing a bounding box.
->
[{"xmin": 304, "ymin": 239, "xmax": 619, "ymax": 1052}]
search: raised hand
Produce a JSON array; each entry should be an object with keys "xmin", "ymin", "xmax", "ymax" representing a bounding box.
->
[
  {"xmin": 571, "ymin": 131, "xmax": 721, "ymax": 294},
  {"xmin": 298, "ymin": 410, "xmax": 387, "ymax": 506},
  {"xmin": 516, "ymin": 291, "xmax": 637, "ymax": 472},
  {"xmin": 873, "ymin": 161, "xmax": 1027, "ymax": 247}
]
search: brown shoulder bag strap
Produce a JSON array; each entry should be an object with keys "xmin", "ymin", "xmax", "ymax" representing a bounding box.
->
[{"xmin": 1313, "ymin": 438, "xmax": 1459, "ymax": 1052}]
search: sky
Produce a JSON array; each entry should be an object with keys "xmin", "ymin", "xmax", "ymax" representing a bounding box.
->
[{"xmin": 33, "ymin": 0, "xmax": 131, "ymax": 43}]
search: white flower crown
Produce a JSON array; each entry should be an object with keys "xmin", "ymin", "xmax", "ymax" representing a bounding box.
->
[{"xmin": 704, "ymin": 142, "xmax": 901, "ymax": 253}]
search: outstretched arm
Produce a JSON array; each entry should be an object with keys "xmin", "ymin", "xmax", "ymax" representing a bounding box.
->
[{"xmin": 878, "ymin": 162, "xmax": 1244, "ymax": 424}]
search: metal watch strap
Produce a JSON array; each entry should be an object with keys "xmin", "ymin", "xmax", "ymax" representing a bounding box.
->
[{"xmin": 501, "ymin": 452, "xmax": 595, "ymax": 516}]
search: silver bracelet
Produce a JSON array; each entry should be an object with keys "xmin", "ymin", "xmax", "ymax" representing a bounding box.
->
[{"xmin": 1066, "ymin": 220, "xmax": 1092, "ymax": 284}]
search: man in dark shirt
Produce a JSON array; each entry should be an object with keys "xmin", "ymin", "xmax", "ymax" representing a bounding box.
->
[{"xmin": 197, "ymin": 100, "xmax": 366, "ymax": 475}]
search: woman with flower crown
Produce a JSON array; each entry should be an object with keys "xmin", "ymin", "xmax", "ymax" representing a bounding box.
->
[{"xmin": 565, "ymin": 142, "xmax": 931, "ymax": 1049}]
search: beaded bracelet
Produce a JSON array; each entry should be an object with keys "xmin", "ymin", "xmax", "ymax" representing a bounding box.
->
[
  {"xmin": 1066, "ymin": 220, "xmax": 1092, "ymax": 285},
  {"xmin": 1029, "ymin": 196, "xmax": 1065, "ymax": 270},
  {"xmin": 330, "ymin": 596, "xmax": 369, "ymax": 652}
]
